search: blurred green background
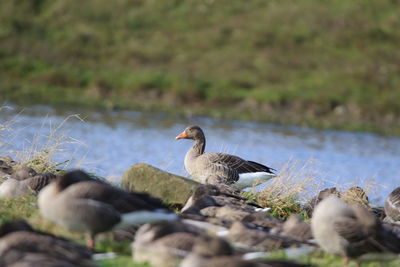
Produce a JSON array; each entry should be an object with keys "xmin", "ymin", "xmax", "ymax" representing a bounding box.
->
[{"xmin": 1, "ymin": 0, "xmax": 400, "ymax": 133}]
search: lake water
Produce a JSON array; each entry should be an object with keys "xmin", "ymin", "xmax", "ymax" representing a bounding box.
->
[{"xmin": 1, "ymin": 105, "xmax": 399, "ymax": 204}]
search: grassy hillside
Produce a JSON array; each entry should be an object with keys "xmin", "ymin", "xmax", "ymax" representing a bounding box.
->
[{"xmin": 1, "ymin": 0, "xmax": 400, "ymax": 133}]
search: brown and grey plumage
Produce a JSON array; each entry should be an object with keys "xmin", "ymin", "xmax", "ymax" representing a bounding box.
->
[
  {"xmin": 311, "ymin": 196, "xmax": 400, "ymax": 260},
  {"xmin": 305, "ymin": 187, "xmax": 340, "ymax": 217},
  {"xmin": 0, "ymin": 156, "xmax": 17, "ymax": 175},
  {"xmin": 0, "ymin": 159, "xmax": 56, "ymax": 198},
  {"xmin": 181, "ymin": 233, "xmax": 310, "ymax": 267},
  {"xmin": 384, "ymin": 187, "xmax": 400, "ymax": 223},
  {"xmin": 181, "ymin": 184, "xmax": 279, "ymax": 228},
  {"xmin": 227, "ymin": 221, "xmax": 312, "ymax": 251},
  {"xmin": 341, "ymin": 186, "xmax": 370, "ymax": 207},
  {"xmin": 176, "ymin": 125, "xmax": 276, "ymax": 188},
  {"xmin": 182, "ymin": 184, "xmax": 261, "ymax": 215},
  {"xmin": 133, "ymin": 221, "xmax": 207, "ymax": 267},
  {"xmin": 277, "ymin": 215, "xmax": 313, "ymax": 242},
  {"xmin": 0, "ymin": 220, "xmax": 94, "ymax": 267},
  {"xmin": 38, "ymin": 170, "xmax": 177, "ymax": 249}
]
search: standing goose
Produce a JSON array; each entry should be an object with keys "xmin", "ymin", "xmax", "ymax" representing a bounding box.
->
[
  {"xmin": 311, "ymin": 196, "xmax": 400, "ymax": 263},
  {"xmin": 38, "ymin": 170, "xmax": 177, "ymax": 249},
  {"xmin": 176, "ymin": 125, "xmax": 276, "ymax": 188}
]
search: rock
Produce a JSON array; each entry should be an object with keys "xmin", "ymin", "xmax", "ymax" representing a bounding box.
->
[{"xmin": 122, "ymin": 163, "xmax": 200, "ymax": 205}]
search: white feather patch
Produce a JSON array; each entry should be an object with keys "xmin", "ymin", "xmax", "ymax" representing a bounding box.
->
[{"xmin": 234, "ymin": 172, "xmax": 276, "ymax": 189}]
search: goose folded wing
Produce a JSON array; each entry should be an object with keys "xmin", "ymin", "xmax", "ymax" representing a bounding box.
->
[
  {"xmin": 208, "ymin": 153, "xmax": 275, "ymax": 174},
  {"xmin": 24, "ymin": 173, "xmax": 56, "ymax": 193},
  {"xmin": 334, "ymin": 217, "xmax": 369, "ymax": 243}
]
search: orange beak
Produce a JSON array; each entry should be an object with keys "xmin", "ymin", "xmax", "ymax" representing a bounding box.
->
[{"xmin": 175, "ymin": 131, "xmax": 188, "ymax": 140}]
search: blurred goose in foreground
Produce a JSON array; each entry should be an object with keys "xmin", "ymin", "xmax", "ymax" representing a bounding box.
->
[
  {"xmin": 0, "ymin": 160, "xmax": 56, "ymax": 198},
  {"xmin": 180, "ymin": 233, "xmax": 309, "ymax": 267},
  {"xmin": 384, "ymin": 187, "xmax": 400, "ymax": 223},
  {"xmin": 226, "ymin": 221, "xmax": 312, "ymax": 251},
  {"xmin": 272, "ymin": 214, "xmax": 313, "ymax": 242},
  {"xmin": 176, "ymin": 125, "xmax": 276, "ymax": 188},
  {"xmin": 0, "ymin": 220, "xmax": 94, "ymax": 267},
  {"xmin": 38, "ymin": 170, "xmax": 177, "ymax": 249},
  {"xmin": 311, "ymin": 196, "xmax": 400, "ymax": 262},
  {"xmin": 133, "ymin": 221, "xmax": 209, "ymax": 267}
]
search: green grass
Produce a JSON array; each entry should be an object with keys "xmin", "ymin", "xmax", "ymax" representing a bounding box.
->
[
  {"xmin": 0, "ymin": 196, "xmax": 148, "ymax": 266},
  {"xmin": 0, "ymin": 0, "xmax": 400, "ymax": 134},
  {"xmin": 98, "ymin": 256, "xmax": 150, "ymax": 267}
]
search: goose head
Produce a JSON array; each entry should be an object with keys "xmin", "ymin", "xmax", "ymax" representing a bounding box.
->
[
  {"xmin": 175, "ymin": 125, "xmax": 204, "ymax": 140},
  {"xmin": 11, "ymin": 166, "xmax": 37, "ymax": 181},
  {"xmin": 0, "ymin": 156, "xmax": 16, "ymax": 175}
]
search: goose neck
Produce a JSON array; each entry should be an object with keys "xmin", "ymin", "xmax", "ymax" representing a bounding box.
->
[{"xmin": 191, "ymin": 137, "xmax": 205, "ymax": 156}]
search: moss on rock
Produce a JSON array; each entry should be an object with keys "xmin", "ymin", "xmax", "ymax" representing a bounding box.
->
[{"xmin": 122, "ymin": 163, "xmax": 200, "ymax": 206}]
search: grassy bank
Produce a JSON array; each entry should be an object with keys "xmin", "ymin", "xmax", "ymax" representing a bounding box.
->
[{"xmin": 1, "ymin": 0, "xmax": 400, "ymax": 134}]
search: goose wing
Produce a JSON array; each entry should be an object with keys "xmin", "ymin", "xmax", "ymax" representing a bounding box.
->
[
  {"xmin": 23, "ymin": 173, "xmax": 56, "ymax": 193},
  {"xmin": 205, "ymin": 153, "xmax": 275, "ymax": 175}
]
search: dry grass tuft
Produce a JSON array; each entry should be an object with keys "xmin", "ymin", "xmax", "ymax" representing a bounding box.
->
[
  {"xmin": 255, "ymin": 159, "xmax": 322, "ymax": 219},
  {"xmin": 9, "ymin": 114, "xmax": 85, "ymax": 174}
]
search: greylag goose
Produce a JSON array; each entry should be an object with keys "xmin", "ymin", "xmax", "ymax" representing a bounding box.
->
[
  {"xmin": 0, "ymin": 220, "xmax": 94, "ymax": 267},
  {"xmin": 180, "ymin": 233, "xmax": 309, "ymax": 267},
  {"xmin": 341, "ymin": 186, "xmax": 370, "ymax": 207},
  {"xmin": 311, "ymin": 196, "xmax": 400, "ymax": 263},
  {"xmin": 133, "ymin": 221, "xmax": 207, "ymax": 267},
  {"xmin": 226, "ymin": 221, "xmax": 312, "ymax": 251},
  {"xmin": 38, "ymin": 170, "xmax": 177, "ymax": 249},
  {"xmin": 176, "ymin": 125, "xmax": 276, "ymax": 188},
  {"xmin": 384, "ymin": 187, "xmax": 400, "ymax": 223},
  {"xmin": 274, "ymin": 214, "xmax": 313, "ymax": 242},
  {"xmin": 182, "ymin": 184, "xmax": 262, "ymax": 214},
  {"xmin": 305, "ymin": 187, "xmax": 340, "ymax": 216},
  {"xmin": 0, "ymin": 163, "xmax": 56, "ymax": 198}
]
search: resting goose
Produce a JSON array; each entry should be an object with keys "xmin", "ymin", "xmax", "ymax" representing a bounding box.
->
[
  {"xmin": 311, "ymin": 196, "xmax": 400, "ymax": 263},
  {"xmin": 182, "ymin": 184, "xmax": 261, "ymax": 214},
  {"xmin": 38, "ymin": 170, "xmax": 177, "ymax": 249},
  {"xmin": 176, "ymin": 125, "xmax": 276, "ymax": 188},
  {"xmin": 0, "ymin": 220, "xmax": 94, "ymax": 267},
  {"xmin": 180, "ymin": 234, "xmax": 309, "ymax": 267},
  {"xmin": 276, "ymin": 214, "xmax": 313, "ymax": 242},
  {"xmin": 0, "ymin": 162, "xmax": 56, "ymax": 198},
  {"xmin": 133, "ymin": 221, "xmax": 207, "ymax": 267}
]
